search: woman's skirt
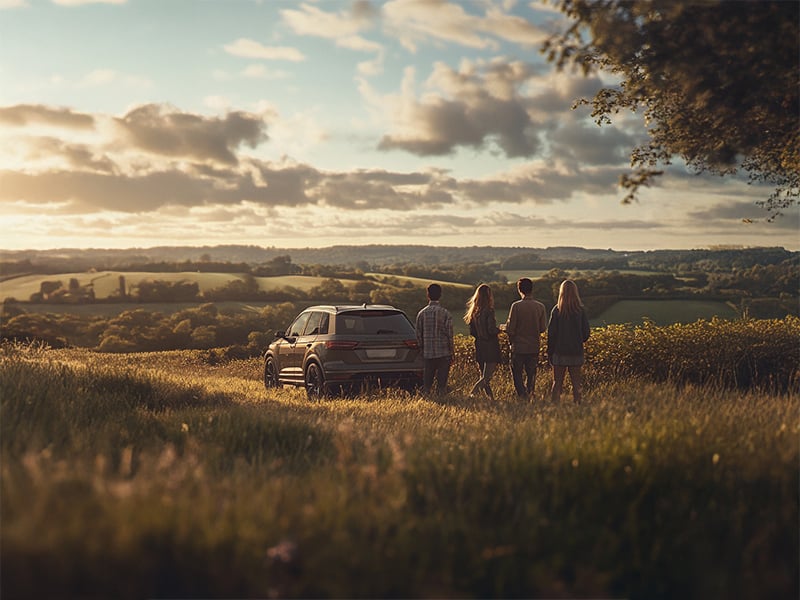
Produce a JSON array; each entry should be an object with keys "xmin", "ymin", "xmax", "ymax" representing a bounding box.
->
[
  {"xmin": 551, "ymin": 353, "xmax": 584, "ymax": 366},
  {"xmin": 475, "ymin": 338, "xmax": 502, "ymax": 364}
]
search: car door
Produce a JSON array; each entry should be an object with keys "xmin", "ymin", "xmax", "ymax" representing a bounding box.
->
[
  {"xmin": 294, "ymin": 310, "xmax": 326, "ymax": 368},
  {"xmin": 280, "ymin": 311, "xmax": 312, "ymax": 381}
]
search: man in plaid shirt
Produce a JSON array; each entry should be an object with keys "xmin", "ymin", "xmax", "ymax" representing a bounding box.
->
[{"xmin": 415, "ymin": 283, "xmax": 454, "ymax": 396}]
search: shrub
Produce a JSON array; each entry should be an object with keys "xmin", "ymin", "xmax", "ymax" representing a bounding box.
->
[
  {"xmin": 451, "ymin": 316, "xmax": 800, "ymax": 394},
  {"xmin": 584, "ymin": 316, "xmax": 799, "ymax": 391}
]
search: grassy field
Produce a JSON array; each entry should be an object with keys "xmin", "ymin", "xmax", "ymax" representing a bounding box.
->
[
  {"xmin": 365, "ymin": 272, "xmax": 473, "ymax": 289},
  {"xmin": 0, "ymin": 272, "xmax": 366, "ymax": 301},
  {"xmin": 1, "ymin": 319, "xmax": 797, "ymax": 599},
  {"xmin": 593, "ymin": 299, "xmax": 739, "ymax": 326},
  {"xmin": 497, "ymin": 269, "xmax": 665, "ymax": 281}
]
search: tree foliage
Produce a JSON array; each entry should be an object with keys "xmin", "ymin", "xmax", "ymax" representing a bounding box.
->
[{"xmin": 544, "ymin": 0, "xmax": 799, "ymax": 217}]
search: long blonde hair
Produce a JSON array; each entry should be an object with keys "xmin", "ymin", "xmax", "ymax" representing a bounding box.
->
[
  {"xmin": 464, "ymin": 283, "xmax": 494, "ymax": 323},
  {"xmin": 556, "ymin": 279, "xmax": 583, "ymax": 315}
]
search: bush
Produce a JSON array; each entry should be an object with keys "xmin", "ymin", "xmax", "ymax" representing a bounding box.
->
[
  {"xmin": 584, "ymin": 316, "xmax": 800, "ymax": 391},
  {"xmin": 453, "ymin": 316, "xmax": 799, "ymax": 393}
]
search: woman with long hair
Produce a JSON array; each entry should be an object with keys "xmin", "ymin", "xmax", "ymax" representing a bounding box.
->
[
  {"xmin": 547, "ymin": 280, "xmax": 591, "ymax": 403},
  {"xmin": 464, "ymin": 283, "xmax": 502, "ymax": 399}
]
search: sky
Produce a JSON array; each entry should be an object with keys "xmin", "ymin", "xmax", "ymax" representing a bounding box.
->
[{"xmin": 0, "ymin": 0, "xmax": 797, "ymax": 252}]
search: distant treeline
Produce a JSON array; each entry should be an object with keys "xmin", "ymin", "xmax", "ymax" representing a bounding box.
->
[{"xmin": 1, "ymin": 245, "xmax": 795, "ymax": 276}]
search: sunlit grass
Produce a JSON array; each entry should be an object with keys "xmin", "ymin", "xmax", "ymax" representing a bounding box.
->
[{"xmin": 1, "ymin": 332, "xmax": 798, "ymax": 599}]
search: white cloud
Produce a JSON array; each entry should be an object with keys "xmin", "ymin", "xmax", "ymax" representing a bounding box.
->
[
  {"xmin": 223, "ymin": 38, "xmax": 305, "ymax": 62},
  {"xmin": 281, "ymin": 2, "xmax": 376, "ymax": 39},
  {"xmin": 382, "ymin": 0, "xmax": 548, "ymax": 52}
]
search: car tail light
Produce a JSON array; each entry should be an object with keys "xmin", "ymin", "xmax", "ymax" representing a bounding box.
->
[
  {"xmin": 403, "ymin": 339, "xmax": 419, "ymax": 349},
  {"xmin": 325, "ymin": 340, "xmax": 359, "ymax": 350}
]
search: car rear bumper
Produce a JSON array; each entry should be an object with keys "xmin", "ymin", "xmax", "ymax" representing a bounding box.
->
[{"xmin": 323, "ymin": 366, "xmax": 423, "ymax": 386}]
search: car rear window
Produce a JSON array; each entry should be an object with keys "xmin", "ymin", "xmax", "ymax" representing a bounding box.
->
[{"xmin": 335, "ymin": 311, "xmax": 415, "ymax": 335}]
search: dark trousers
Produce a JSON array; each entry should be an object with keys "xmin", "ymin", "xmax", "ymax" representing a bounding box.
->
[
  {"xmin": 423, "ymin": 356, "xmax": 450, "ymax": 396},
  {"xmin": 511, "ymin": 352, "xmax": 537, "ymax": 398}
]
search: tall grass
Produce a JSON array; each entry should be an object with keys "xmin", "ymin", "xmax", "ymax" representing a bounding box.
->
[{"xmin": 1, "ymin": 319, "xmax": 798, "ymax": 599}]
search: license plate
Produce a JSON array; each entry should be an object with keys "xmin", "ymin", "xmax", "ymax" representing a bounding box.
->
[{"xmin": 366, "ymin": 349, "xmax": 396, "ymax": 358}]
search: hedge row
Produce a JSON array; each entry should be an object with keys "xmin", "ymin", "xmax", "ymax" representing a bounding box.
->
[{"xmin": 453, "ymin": 316, "xmax": 799, "ymax": 391}]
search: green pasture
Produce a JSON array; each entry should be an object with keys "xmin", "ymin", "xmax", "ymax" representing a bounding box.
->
[
  {"xmin": 496, "ymin": 269, "xmax": 552, "ymax": 281},
  {"xmin": 5, "ymin": 298, "xmax": 741, "ymax": 333},
  {"xmin": 0, "ymin": 272, "xmax": 366, "ymax": 301},
  {"xmin": 12, "ymin": 301, "xmax": 278, "ymax": 318},
  {"xmin": 497, "ymin": 268, "xmax": 664, "ymax": 281},
  {"xmin": 365, "ymin": 272, "xmax": 472, "ymax": 289},
  {"xmin": 594, "ymin": 299, "xmax": 739, "ymax": 326}
]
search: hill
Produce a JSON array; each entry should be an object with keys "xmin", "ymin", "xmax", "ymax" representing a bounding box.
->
[{"xmin": 1, "ymin": 244, "xmax": 796, "ymax": 273}]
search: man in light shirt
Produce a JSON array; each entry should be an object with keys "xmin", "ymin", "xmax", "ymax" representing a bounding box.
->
[{"xmin": 504, "ymin": 277, "xmax": 547, "ymax": 401}]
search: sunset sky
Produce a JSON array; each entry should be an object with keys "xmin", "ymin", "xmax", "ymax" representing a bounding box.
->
[{"xmin": 1, "ymin": 0, "xmax": 797, "ymax": 252}]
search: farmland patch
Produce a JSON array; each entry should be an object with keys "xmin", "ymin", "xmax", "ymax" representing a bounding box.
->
[{"xmin": 594, "ymin": 299, "xmax": 739, "ymax": 326}]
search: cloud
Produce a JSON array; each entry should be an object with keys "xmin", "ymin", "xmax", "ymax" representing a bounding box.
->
[
  {"xmin": 381, "ymin": 0, "xmax": 548, "ymax": 52},
  {"xmin": 113, "ymin": 104, "xmax": 269, "ymax": 165},
  {"xmin": 0, "ymin": 0, "xmax": 29, "ymax": 8},
  {"xmin": 376, "ymin": 60, "xmax": 542, "ymax": 157},
  {"xmin": 22, "ymin": 136, "xmax": 116, "ymax": 173},
  {"xmin": 0, "ymin": 104, "xmax": 95, "ymax": 129},
  {"xmin": 0, "ymin": 152, "xmax": 615, "ymax": 216},
  {"xmin": 280, "ymin": 0, "xmax": 384, "ymax": 64},
  {"xmin": 689, "ymin": 200, "xmax": 800, "ymax": 229},
  {"xmin": 281, "ymin": 1, "xmax": 376, "ymax": 41},
  {"xmin": 548, "ymin": 119, "xmax": 635, "ymax": 166},
  {"xmin": 3, "ymin": 101, "xmax": 788, "ymax": 249},
  {"xmin": 223, "ymin": 38, "xmax": 305, "ymax": 61}
]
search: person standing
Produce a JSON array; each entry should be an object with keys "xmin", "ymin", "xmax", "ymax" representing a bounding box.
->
[
  {"xmin": 547, "ymin": 279, "xmax": 591, "ymax": 404},
  {"xmin": 464, "ymin": 284, "xmax": 502, "ymax": 400},
  {"xmin": 504, "ymin": 277, "xmax": 547, "ymax": 401},
  {"xmin": 416, "ymin": 283, "xmax": 454, "ymax": 397}
]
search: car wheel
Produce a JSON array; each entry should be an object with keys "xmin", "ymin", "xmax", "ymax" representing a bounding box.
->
[
  {"xmin": 305, "ymin": 362, "xmax": 326, "ymax": 400},
  {"xmin": 264, "ymin": 357, "xmax": 279, "ymax": 389}
]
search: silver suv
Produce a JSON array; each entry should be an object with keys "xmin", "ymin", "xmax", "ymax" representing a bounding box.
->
[{"xmin": 263, "ymin": 304, "xmax": 423, "ymax": 398}]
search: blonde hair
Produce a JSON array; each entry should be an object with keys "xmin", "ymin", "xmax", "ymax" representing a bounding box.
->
[
  {"xmin": 556, "ymin": 279, "xmax": 583, "ymax": 315},
  {"xmin": 464, "ymin": 283, "xmax": 494, "ymax": 323}
]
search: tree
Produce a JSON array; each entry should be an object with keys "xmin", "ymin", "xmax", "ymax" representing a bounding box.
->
[{"xmin": 544, "ymin": 0, "xmax": 799, "ymax": 217}]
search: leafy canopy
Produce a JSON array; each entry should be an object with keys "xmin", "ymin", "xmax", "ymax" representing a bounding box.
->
[{"xmin": 543, "ymin": 0, "xmax": 799, "ymax": 218}]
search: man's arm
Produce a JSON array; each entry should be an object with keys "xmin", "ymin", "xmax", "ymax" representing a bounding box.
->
[
  {"xmin": 505, "ymin": 303, "xmax": 517, "ymax": 341},
  {"xmin": 537, "ymin": 304, "xmax": 547, "ymax": 334},
  {"xmin": 446, "ymin": 312, "xmax": 454, "ymax": 356},
  {"xmin": 415, "ymin": 311, "xmax": 424, "ymax": 346}
]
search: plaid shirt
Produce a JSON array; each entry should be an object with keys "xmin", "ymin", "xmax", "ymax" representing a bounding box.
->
[{"xmin": 415, "ymin": 301, "xmax": 454, "ymax": 359}]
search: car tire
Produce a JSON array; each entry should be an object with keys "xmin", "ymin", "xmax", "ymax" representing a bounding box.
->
[
  {"xmin": 305, "ymin": 362, "xmax": 326, "ymax": 400},
  {"xmin": 264, "ymin": 356, "xmax": 279, "ymax": 389}
]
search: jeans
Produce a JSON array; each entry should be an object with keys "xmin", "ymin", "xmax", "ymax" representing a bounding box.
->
[
  {"xmin": 511, "ymin": 352, "xmax": 537, "ymax": 398},
  {"xmin": 423, "ymin": 356, "xmax": 451, "ymax": 396}
]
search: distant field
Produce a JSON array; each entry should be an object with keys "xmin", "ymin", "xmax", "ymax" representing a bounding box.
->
[
  {"xmin": 496, "ymin": 269, "xmax": 552, "ymax": 281},
  {"xmin": 365, "ymin": 272, "xmax": 472, "ymax": 289},
  {"xmin": 13, "ymin": 301, "xmax": 283, "ymax": 318},
  {"xmin": 7, "ymin": 297, "xmax": 741, "ymax": 330},
  {"xmin": 0, "ymin": 272, "xmax": 367, "ymax": 301},
  {"xmin": 498, "ymin": 268, "xmax": 665, "ymax": 280},
  {"xmin": 594, "ymin": 299, "xmax": 739, "ymax": 326}
]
